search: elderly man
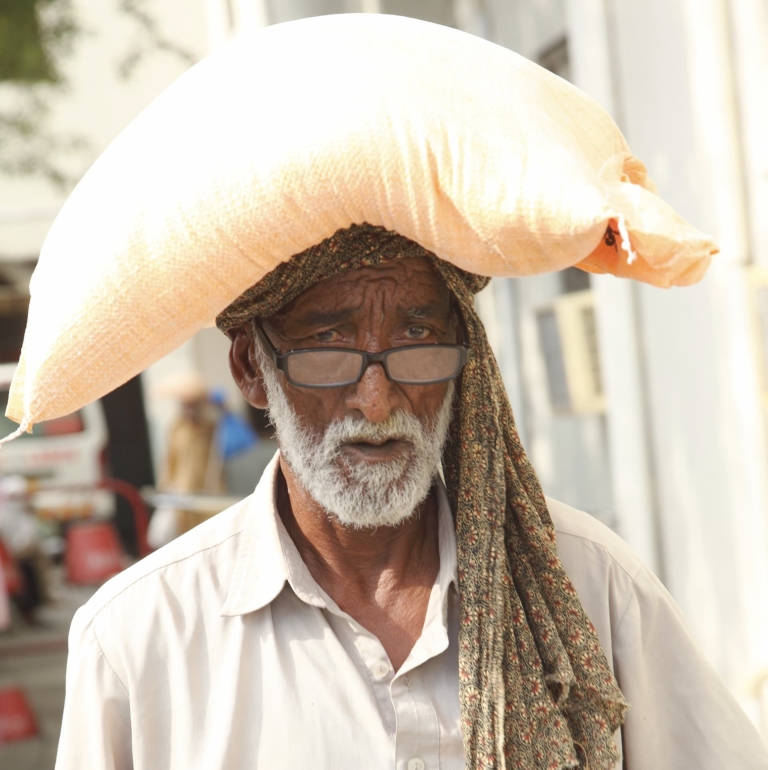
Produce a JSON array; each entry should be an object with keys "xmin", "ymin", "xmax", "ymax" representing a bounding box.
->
[{"xmin": 55, "ymin": 224, "xmax": 768, "ymax": 770}]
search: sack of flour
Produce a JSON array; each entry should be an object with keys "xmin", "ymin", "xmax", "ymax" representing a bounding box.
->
[{"xmin": 4, "ymin": 13, "xmax": 715, "ymax": 433}]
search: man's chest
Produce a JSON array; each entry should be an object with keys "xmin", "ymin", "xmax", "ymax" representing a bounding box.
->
[{"xmin": 125, "ymin": 590, "xmax": 465, "ymax": 770}]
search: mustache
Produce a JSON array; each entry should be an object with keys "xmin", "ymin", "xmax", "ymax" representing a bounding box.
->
[{"xmin": 322, "ymin": 411, "xmax": 425, "ymax": 449}]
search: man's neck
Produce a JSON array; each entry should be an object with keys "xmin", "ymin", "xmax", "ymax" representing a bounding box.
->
[{"xmin": 276, "ymin": 456, "xmax": 441, "ymax": 670}]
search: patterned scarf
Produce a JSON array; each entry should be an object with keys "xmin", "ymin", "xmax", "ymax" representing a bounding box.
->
[{"xmin": 216, "ymin": 223, "xmax": 628, "ymax": 769}]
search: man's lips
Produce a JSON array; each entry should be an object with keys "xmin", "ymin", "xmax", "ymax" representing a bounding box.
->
[
  {"xmin": 339, "ymin": 438, "xmax": 408, "ymax": 459},
  {"xmin": 344, "ymin": 437, "xmax": 401, "ymax": 447}
]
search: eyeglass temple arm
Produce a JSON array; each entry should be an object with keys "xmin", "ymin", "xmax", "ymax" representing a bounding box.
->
[{"xmin": 251, "ymin": 319, "xmax": 283, "ymax": 368}]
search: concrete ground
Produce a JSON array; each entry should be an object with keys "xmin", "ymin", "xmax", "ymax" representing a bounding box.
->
[{"xmin": 0, "ymin": 568, "xmax": 97, "ymax": 770}]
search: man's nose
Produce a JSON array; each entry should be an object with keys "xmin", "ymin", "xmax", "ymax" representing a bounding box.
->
[{"xmin": 344, "ymin": 360, "xmax": 404, "ymax": 424}]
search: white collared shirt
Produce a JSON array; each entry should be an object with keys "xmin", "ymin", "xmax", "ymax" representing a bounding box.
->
[{"xmin": 56, "ymin": 453, "xmax": 768, "ymax": 769}]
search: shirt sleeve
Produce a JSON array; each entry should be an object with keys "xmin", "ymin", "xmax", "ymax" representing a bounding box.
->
[
  {"xmin": 615, "ymin": 565, "xmax": 768, "ymax": 770},
  {"xmin": 55, "ymin": 605, "xmax": 133, "ymax": 770}
]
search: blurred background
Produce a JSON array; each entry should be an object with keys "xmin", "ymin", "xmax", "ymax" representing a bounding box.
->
[{"xmin": 0, "ymin": 0, "xmax": 767, "ymax": 765}]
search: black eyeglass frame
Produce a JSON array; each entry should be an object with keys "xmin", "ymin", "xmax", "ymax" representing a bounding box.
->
[{"xmin": 252, "ymin": 319, "xmax": 470, "ymax": 389}]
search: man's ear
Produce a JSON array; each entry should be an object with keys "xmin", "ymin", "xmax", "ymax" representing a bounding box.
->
[{"xmin": 227, "ymin": 325, "xmax": 268, "ymax": 409}]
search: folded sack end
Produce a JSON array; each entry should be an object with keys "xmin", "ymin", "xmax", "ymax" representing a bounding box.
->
[{"xmin": 577, "ymin": 219, "xmax": 716, "ymax": 288}]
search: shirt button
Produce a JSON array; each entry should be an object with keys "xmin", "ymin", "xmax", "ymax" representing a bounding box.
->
[
  {"xmin": 407, "ymin": 759, "xmax": 425, "ymax": 770},
  {"xmin": 372, "ymin": 661, "xmax": 390, "ymax": 680}
]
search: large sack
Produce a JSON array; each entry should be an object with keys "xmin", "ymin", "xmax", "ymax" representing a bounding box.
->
[{"xmin": 5, "ymin": 13, "xmax": 715, "ymax": 431}]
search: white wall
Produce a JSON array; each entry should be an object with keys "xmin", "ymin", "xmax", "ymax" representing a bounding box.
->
[{"xmin": 485, "ymin": 0, "xmax": 566, "ymax": 59}]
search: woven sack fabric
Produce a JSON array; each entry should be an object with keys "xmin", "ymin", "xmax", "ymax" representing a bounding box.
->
[{"xmin": 6, "ymin": 13, "xmax": 715, "ymax": 429}]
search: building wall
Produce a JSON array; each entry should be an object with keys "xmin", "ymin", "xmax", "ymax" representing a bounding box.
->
[{"xmin": 485, "ymin": 0, "xmax": 566, "ymax": 58}]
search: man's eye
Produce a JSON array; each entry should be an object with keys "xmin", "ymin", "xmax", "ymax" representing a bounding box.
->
[
  {"xmin": 315, "ymin": 329, "xmax": 340, "ymax": 343},
  {"xmin": 405, "ymin": 325, "xmax": 430, "ymax": 340}
]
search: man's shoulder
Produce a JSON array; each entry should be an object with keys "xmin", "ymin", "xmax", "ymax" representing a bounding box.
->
[
  {"xmin": 78, "ymin": 495, "xmax": 255, "ymax": 624},
  {"xmin": 546, "ymin": 496, "xmax": 646, "ymax": 584},
  {"xmin": 544, "ymin": 496, "xmax": 666, "ymax": 668},
  {"xmin": 544, "ymin": 496, "xmax": 663, "ymax": 642}
]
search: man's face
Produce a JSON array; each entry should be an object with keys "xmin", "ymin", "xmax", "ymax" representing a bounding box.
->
[{"xmin": 249, "ymin": 256, "xmax": 459, "ymax": 528}]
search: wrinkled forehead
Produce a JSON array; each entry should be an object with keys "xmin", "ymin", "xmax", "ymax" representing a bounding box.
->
[
  {"xmin": 267, "ymin": 255, "xmax": 453, "ymax": 324},
  {"xmin": 215, "ymin": 223, "xmax": 488, "ymax": 333}
]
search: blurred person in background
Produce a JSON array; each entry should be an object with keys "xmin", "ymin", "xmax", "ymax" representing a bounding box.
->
[
  {"xmin": 0, "ymin": 475, "xmax": 49, "ymax": 625},
  {"xmin": 157, "ymin": 371, "xmax": 225, "ymax": 497},
  {"xmin": 148, "ymin": 371, "xmax": 225, "ymax": 548},
  {"xmin": 209, "ymin": 387, "xmax": 259, "ymax": 465}
]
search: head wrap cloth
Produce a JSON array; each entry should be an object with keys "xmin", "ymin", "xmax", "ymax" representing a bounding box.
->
[{"xmin": 217, "ymin": 223, "xmax": 627, "ymax": 770}]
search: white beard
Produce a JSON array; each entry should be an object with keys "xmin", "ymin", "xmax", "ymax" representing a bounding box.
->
[{"xmin": 253, "ymin": 336, "xmax": 454, "ymax": 529}]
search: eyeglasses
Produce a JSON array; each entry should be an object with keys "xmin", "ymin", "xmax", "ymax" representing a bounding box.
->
[{"xmin": 252, "ymin": 319, "xmax": 469, "ymax": 388}]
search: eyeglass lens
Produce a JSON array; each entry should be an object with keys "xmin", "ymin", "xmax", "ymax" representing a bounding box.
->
[
  {"xmin": 285, "ymin": 349, "xmax": 364, "ymax": 385},
  {"xmin": 284, "ymin": 347, "xmax": 462, "ymax": 386},
  {"xmin": 386, "ymin": 346, "xmax": 460, "ymax": 382}
]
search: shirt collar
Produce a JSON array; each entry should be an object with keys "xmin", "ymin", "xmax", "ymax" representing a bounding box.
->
[{"xmin": 221, "ymin": 451, "xmax": 457, "ymax": 617}]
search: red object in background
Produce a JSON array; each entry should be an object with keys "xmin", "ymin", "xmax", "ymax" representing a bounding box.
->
[
  {"xmin": 0, "ymin": 686, "xmax": 38, "ymax": 743},
  {"xmin": 41, "ymin": 413, "xmax": 85, "ymax": 436},
  {"xmin": 65, "ymin": 521, "xmax": 124, "ymax": 585},
  {"xmin": 0, "ymin": 538, "xmax": 23, "ymax": 595}
]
